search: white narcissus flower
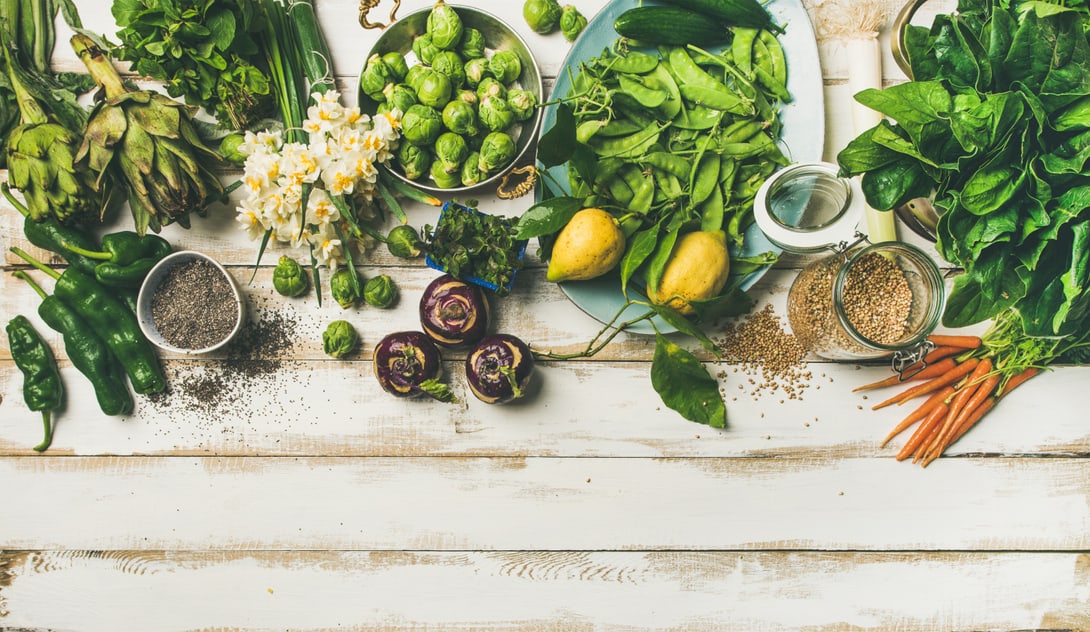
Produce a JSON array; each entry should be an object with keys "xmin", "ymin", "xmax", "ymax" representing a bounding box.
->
[{"xmin": 235, "ymin": 89, "xmax": 401, "ymax": 270}]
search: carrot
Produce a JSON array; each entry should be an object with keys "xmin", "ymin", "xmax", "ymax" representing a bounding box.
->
[
  {"xmin": 880, "ymin": 385, "xmax": 956, "ymax": 448},
  {"xmin": 946, "ymin": 396, "xmax": 998, "ymax": 446},
  {"xmin": 927, "ymin": 334, "xmax": 982, "ymax": 349},
  {"xmin": 871, "ymin": 357, "xmax": 980, "ymax": 410},
  {"xmin": 924, "ymin": 345, "xmax": 968, "ymax": 364},
  {"xmin": 919, "ymin": 359, "xmax": 994, "ymax": 464},
  {"xmin": 896, "ymin": 401, "xmax": 948, "ymax": 461},
  {"xmin": 923, "ymin": 373, "xmax": 1001, "ymax": 467},
  {"xmin": 853, "ymin": 357, "xmax": 958, "ymax": 392},
  {"xmin": 998, "ymin": 366, "xmax": 1039, "ymax": 397}
]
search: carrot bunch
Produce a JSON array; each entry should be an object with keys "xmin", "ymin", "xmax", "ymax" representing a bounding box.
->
[{"xmin": 855, "ymin": 330, "xmax": 1043, "ymax": 468}]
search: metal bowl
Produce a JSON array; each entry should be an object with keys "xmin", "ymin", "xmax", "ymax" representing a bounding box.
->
[{"xmin": 358, "ymin": 5, "xmax": 543, "ymax": 195}]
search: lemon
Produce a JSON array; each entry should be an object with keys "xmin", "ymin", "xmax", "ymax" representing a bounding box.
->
[
  {"xmin": 546, "ymin": 208, "xmax": 626, "ymax": 282},
  {"xmin": 646, "ymin": 230, "xmax": 731, "ymax": 315}
]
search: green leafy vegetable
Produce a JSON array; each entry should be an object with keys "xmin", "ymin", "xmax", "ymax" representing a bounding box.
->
[
  {"xmin": 425, "ymin": 202, "xmax": 525, "ymax": 296},
  {"xmin": 112, "ymin": 0, "xmax": 273, "ymax": 130},
  {"xmin": 651, "ymin": 333, "xmax": 725, "ymax": 428},
  {"xmin": 838, "ymin": 0, "xmax": 1090, "ymax": 338}
]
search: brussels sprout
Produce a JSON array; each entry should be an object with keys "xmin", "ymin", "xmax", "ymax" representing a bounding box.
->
[
  {"xmin": 360, "ymin": 53, "xmax": 396, "ymax": 102},
  {"xmin": 506, "ymin": 88, "xmax": 537, "ymax": 122},
  {"xmin": 427, "ymin": 0, "xmax": 464, "ymax": 50},
  {"xmin": 434, "ymin": 131, "xmax": 469, "ymax": 172},
  {"xmin": 402, "ymin": 104, "xmax": 443, "ymax": 146},
  {"xmin": 387, "ymin": 224, "xmax": 424, "ymax": 258},
  {"xmin": 431, "ymin": 51, "xmax": 466, "ymax": 89},
  {"xmin": 330, "ymin": 268, "xmax": 361, "ymax": 309},
  {"xmin": 460, "ymin": 151, "xmax": 485, "ymax": 187},
  {"xmin": 405, "ymin": 63, "xmax": 427, "ymax": 89},
  {"xmin": 489, "ymin": 50, "xmax": 522, "ymax": 85},
  {"xmin": 322, "ymin": 320, "xmax": 360, "ymax": 359},
  {"xmin": 560, "ymin": 4, "xmax": 587, "ymax": 42},
  {"xmin": 458, "ymin": 27, "xmax": 486, "ymax": 60},
  {"xmin": 476, "ymin": 76, "xmax": 507, "ymax": 102},
  {"xmin": 412, "ymin": 33, "xmax": 440, "ymax": 66},
  {"xmin": 272, "ymin": 255, "xmax": 308, "ymax": 297},
  {"xmin": 430, "ymin": 159, "xmax": 463, "ymax": 188},
  {"xmin": 441, "ymin": 99, "xmax": 478, "ymax": 136},
  {"xmin": 523, "ymin": 0, "xmax": 562, "ymax": 34},
  {"xmin": 414, "ymin": 68, "xmax": 453, "ymax": 108},
  {"xmin": 363, "ymin": 274, "xmax": 399, "ymax": 308},
  {"xmin": 478, "ymin": 131, "xmax": 517, "ymax": 174},
  {"xmin": 382, "ymin": 51, "xmax": 409, "ymax": 80},
  {"xmin": 478, "ymin": 95, "xmax": 515, "ymax": 133},
  {"xmin": 457, "ymin": 88, "xmax": 479, "ymax": 106},
  {"xmin": 383, "ymin": 83, "xmax": 419, "ymax": 113},
  {"xmin": 397, "ymin": 141, "xmax": 432, "ymax": 180},
  {"xmin": 463, "ymin": 57, "xmax": 491, "ymax": 88},
  {"xmin": 219, "ymin": 133, "xmax": 247, "ymax": 166}
]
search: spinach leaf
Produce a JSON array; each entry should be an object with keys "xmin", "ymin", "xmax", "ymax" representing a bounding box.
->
[
  {"xmin": 537, "ymin": 103, "xmax": 576, "ymax": 168},
  {"xmin": 651, "ymin": 334, "xmax": 726, "ymax": 428}
]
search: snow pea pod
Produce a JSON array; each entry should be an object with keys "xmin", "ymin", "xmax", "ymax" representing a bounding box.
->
[
  {"xmin": 629, "ymin": 172, "xmax": 655, "ymax": 214},
  {"xmin": 679, "ymin": 84, "xmax": 749, "ymax": 114},
  {"xmin": 699, "ymin": 181, "xmax": 725, "ymax": 232},
  {"xmin": 619, "ymin": 73, "xmax": 668, "ymax": 108},
  {"xmin": 674, "ymin": 103, "xmax": 723, "ymax": 130},
  {"xmin": 690, "ymin": 152, "xmax": 721, "ymax": 208},
  {"xmin": 732, "ymin": 27, "xmax": 758, "ymax": 76},
  {"xmin": 642, "ymin": 152, "xmax": 690, "ymax": 179},
  {"xmin": 606, "ymin": 50, "xmax": 659, "ymax": 74},
  {"xmin": 591, "ymin": 123, "xmax": 663, "ymax": 159}
]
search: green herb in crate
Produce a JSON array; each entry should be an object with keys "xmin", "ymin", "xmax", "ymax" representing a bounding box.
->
[{"xmin": 424, "ymin": 201, "xmax": 526, "ymax": 296}]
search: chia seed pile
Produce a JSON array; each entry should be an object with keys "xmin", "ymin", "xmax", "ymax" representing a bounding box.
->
[{"xmin": 152, "ymin": 259, "xmax": 238, "ymax": 350}]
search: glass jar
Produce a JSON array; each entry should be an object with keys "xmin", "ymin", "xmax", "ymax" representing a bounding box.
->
[{"xmin": 754, "ymin": 162, "xmax": 945, "ymax": 362}]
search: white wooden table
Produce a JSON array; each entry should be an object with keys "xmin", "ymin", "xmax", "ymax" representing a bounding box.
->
[{"xmin": 3, "ymin": 0, "xmax": 1090, "ymax": 629}]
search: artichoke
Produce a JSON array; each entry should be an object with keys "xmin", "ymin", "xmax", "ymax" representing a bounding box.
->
[
  {"xmin": 72, "ymin": 34, "xmax": 223, "ymax": 235},
  {"xmin": 4, "ymin": 55, "xmax": 106, "ymax": 225}
]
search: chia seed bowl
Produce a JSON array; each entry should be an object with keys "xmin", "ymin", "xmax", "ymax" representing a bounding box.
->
[{"xmin": 137, "ymin": 251, "xmax": 246, "ymax": 355}]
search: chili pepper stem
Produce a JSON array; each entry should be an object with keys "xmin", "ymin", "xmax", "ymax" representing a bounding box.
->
[
  {"xmin": 12, "ymin": 270, "xmax": 48, "ymax": 300},
  {"xmin": 10, "ymin": 247, "xmax": 61, "ymax": 280},
  {"xmin": 33, "ymin": 411, "xmax": 53, "ymax": 452},
  {"xmin": 2, "ymin": 182, "xmax": 32, "ymax": 218},
  {"xmin": 55, "ymin": 240, "xmax": 113, "ymax": 261}
]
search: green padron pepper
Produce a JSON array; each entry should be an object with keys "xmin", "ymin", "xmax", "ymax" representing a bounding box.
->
[
  {"xmin": 273, "ymin": 255, "xmax": 309, "ymax": 297},
  {"xmin": 330, "ymin": 268, "xmax": 361, "ymax": 309},
  {"xmin": 387, "ymin": 225, "xmax": 424, "ymax": 258},
  {"xmin": 6, "ymin": 315, "xmax": 63, "ymax": 452},
  {"xmin": 322, "ymin": 320, "xmax": 360, "ymax": 359},
  {"xmin": 560, "ymin": 5, "xmax": 587, "ymax": 41},
  {"xmin": 363, "ymin": 274, "xmax": 399, "ymax": 308},
  {"xmin": 61, "ymin": 230, "xmax": 173, "ymax": 288}
]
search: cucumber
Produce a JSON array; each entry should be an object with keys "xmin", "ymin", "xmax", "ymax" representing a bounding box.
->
[
  {"xmin": 613, "ymin": 7, "xmax": 730, "ymax": 47},
  {"xmin": 656, "ymin": 0, "xmax": 783, "ymax": 34}
]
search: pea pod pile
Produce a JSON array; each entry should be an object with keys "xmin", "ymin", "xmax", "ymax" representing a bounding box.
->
[{"xmin": 527, "ymin": 29, "xmax": 792, "ymax": 314}]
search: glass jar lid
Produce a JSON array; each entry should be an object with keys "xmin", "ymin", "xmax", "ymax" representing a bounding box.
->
[{"xmin": 753, "ymin": 162, "xmax": 865, "ymax": 253}]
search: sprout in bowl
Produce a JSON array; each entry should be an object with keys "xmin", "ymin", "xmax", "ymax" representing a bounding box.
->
[{"xmin": 358, "ymin": 3, "xmax": 542, "ymax": 194}]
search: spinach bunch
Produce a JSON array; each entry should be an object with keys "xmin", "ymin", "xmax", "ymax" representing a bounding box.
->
[
  {"xmin": 112, "ymin": 0, "xmax": 272, "ymax": 130},
  {"xmin": 837, "ymin": 0, "xmax": 1090, "ymax": 338}
]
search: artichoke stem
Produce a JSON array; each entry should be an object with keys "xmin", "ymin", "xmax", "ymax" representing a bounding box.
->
[
  {"xmin": 1, "ymin": 48, "xmax": 48, "ymax": 125},
  {"xmin": 70, "ymin": 33, "xmax": 127, "ymax": 99}
]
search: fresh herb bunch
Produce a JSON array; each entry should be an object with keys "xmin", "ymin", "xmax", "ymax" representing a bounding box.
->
[
  {"xmin": 424, "ymin": 201, "xmax": 525, "ymax": 296},
  {"xmin": 837, "ymin": 0, "xmax": 1090, "ymax": 338},
  {"xmin": 111, "ymin": 0, "xmax": 273, "ymax": 130}
]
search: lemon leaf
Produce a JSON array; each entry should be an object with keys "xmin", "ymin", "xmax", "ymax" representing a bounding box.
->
[{"xmin": 651, "ymin": 333, "xmax": 726, "ymax": 428}]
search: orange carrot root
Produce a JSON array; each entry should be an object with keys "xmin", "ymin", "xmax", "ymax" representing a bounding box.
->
[
  {"xmin": 854, "ymin": 357, "xmax": 957, "ymax": 393},
  {"xmin": 896, "ymin": 402, "xmax": 948, "ymax": 461},
  {"xmin": 927, "ymin": 334, "xmax": 983, "ymax": 349},
  {"xmin": 871, "ymin": 357, "xmax": 979, "ymax": 410},
  {"xmin": 880, "ymin": 385, "xmax": 956, "ymax": 448}
]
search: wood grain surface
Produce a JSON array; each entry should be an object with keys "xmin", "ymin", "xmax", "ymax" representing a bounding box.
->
[{"xmin": 4, "ymin": 0, "xmax": 1088, "ymax": 630}]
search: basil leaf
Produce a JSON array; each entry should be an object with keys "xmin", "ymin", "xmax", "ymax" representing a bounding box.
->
[
  {"xmin": 651, "ymin": 334, "xmax": 726, "ymax": 428},
  {"xmin": 514, "ymin": 196, "xmax": 583, "ymax": 240}
]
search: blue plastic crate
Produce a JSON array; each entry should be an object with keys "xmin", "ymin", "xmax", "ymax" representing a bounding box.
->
[{"xmin": 424, "ymin": 201, "xmax": 528, "ymax": 295}]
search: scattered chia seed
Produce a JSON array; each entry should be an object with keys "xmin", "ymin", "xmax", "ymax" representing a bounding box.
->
[{"xmin": 152, "ymin": 259, "xmax": 238, "ymax": 350}]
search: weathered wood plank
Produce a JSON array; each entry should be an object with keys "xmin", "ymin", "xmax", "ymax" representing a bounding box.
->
[
  {"xmin": 1, "ymin": 549, "xmax": 1087, "ymax": 631},
  {"xmin": 1, "ymin": 456, "xmax": 1088, "ymax": 551}
]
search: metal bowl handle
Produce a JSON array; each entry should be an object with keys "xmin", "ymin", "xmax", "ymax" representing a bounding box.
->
[{"xmin": 891, "ymin": 0, "xmax": 930, "ymax": 80}]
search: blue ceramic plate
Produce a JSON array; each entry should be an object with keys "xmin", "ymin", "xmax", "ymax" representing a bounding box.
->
[{"xmin": 538, "ymin": 0, "xmax": 825, "ymax": 334}]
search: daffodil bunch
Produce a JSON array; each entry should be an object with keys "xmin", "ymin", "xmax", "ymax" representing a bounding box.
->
[{"xmin": 236, "ymin": 89, "xmax": 401, "ymax": 276}]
